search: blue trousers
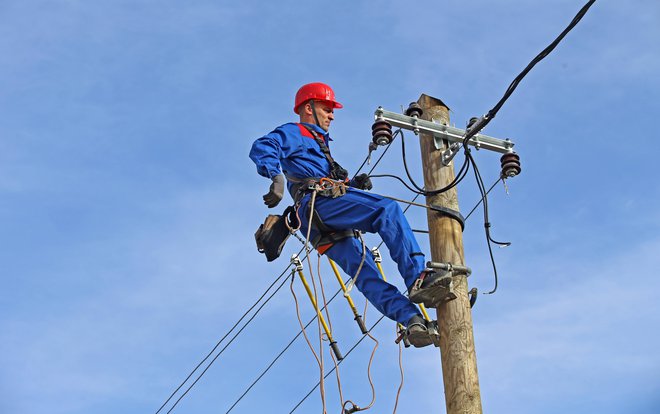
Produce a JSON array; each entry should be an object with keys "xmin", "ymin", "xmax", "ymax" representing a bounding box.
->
[{"xmin": 298, "ymin": 188, "xmax": 425, "ymax": 325}]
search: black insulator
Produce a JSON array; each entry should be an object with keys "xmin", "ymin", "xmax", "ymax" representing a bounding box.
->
[
  {"xmin": 500, "ymin": 152, "xmax": 522, "ymax": 178},
  {"xmin": 405, "ymin": 102, "xmax": 423, "ymax": 118},
  {"xmin": 467, "ymin": 117, "xmax": 479, "ymax": 128},
  {"xmin": 371, "ymin": 119, "xmax": 393, "ymax": 146},
  {"xmin": 371, "ymin": 119, "xmax": 392, "ymax": 131}
]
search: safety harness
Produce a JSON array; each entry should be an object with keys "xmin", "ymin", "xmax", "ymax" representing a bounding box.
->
[
  {"xmin": 286, "ymin": 124, "xmax": 357, "ymax": 254},
  {"xmin": 289, "ymin": 124, "xmax": 356, "ymax": 255},
  {"xmin": 255, "ymin": 124, "xmax": 357, "ymax": 261}
]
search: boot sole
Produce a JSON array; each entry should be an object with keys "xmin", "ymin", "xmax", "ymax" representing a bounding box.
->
[
  {"xmin": 407, "ymin": 328, "xmax": 433, "ymax": 348},
  {"xmin": 409, "ymin": 275, "xmax": 456, "ymax": 308}
]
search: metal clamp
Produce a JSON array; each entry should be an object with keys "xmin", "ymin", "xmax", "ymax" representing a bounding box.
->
[
  {"xmin": 426, "ymin": 261, "xmax": 472, "ymax": 277},
  {"xmin": 370, "ymin": 247, "xmax": 382, "ymax": 263},
  {"xmin": 290, "ymin": 254, "xmax": 303, "ymax": 271}
]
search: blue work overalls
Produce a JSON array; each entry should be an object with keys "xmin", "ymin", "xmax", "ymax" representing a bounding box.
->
[{"xmin": 250, "ymin": 122, "xmax": 425, "ymax": 324}]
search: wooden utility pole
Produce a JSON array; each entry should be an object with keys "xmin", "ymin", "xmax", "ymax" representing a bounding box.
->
[{"xmin": 418, "ymin": 94, "xmax": 482, "ymax": 413}]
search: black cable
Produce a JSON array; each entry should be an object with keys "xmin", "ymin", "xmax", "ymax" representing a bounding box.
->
[
  {"xmin": 208, "ymin": 5, "xmax": 599, "ymax": 398},
  {"xmin": 165, "ymin": 271, "xmax": 294, "ymax": 413},
  {"xmin": 353, "ymin": 129, "xmax": 400, "ymax": 179},
  {"xmin": 288, "ymin": 315, "xmax": 387, "ymax": 414},
  {"xmin": 465, "ymin": 151, "xmax": 509, "ymax": 295},
  {"xmin": 464, "ymin": 177, "xmax": 502, "ymax": 221},
  {"xmin": 225, "ymin": 286, "xmax": 346, "ymax": 413},
  {"xmin": 464, "ymin": 0, "xmax": 596, "ymax": 140},
  {"xmin": 223, "ymin": 129, "xmax": 406, "ymax": 413},
  {"xmin": 370, "ymin": 155, "xmax": 470, "ymax": 197},
  {"xmin": 156, "ymin": 246, "xmax": 305, "ymax": 414},
  {"xmin": 368, "ymin": 173, "xmax": 430, "ymax": 195},
  {"xmin": 226, "ymin": 173, "xmax": 504, "ymax": 413},
  {"xmin": 154, "ymin": 5, "xmax": 599, "ymax": 402},
  {"xmin": 400, "ymin": 129, "xmax": 471, "ymax": 196}
]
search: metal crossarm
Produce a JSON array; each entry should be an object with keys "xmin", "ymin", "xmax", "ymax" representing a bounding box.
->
[{"xmin": 374, "ymin": 107, "xmax": 515, "ymax": 154}]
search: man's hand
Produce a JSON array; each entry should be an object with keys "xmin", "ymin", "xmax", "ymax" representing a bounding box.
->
[
  {"xmin": 263, "ymin": 175, "xmax": 285, "ymax": 208},
  {"xmin": 349, "ymin": 173, "xmax": 373, "ymax": 191}
]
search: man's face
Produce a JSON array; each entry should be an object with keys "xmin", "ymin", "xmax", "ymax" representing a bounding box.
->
[{"xmin": 312, "ymin": 101, "xmax": 335, "ymax": 131}]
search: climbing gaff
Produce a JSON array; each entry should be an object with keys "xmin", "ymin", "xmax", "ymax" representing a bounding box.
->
[
  {"xmin": 290, "ymin": 255, "xmax": 343, "ymax": 361},
  {"xmin": 328, "ymin": 259, "xmax": 368, "ymax": 335},
  {"xmin": 371, "ymin": 247, "xmax": 432, "ymax": 322}
]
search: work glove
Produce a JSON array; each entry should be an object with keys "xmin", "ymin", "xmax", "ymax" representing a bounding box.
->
[
  {"xmin": 263, "ymin": 174, "xmax": 285, "ymax": 208},
  {"xmin": 349, "ymin": 173, "xmax": 373, "ymax": 191}
]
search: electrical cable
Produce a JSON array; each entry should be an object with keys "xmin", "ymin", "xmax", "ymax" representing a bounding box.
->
[
  {"xmin": 302, "ymin": 189, "xmax": 329, "ymax": 414},
  {"xmin": 464, "ymin": 177, "xmax": 502, "ymax": 221},
  {"xmin": 164, "ymin": 263, "xmax": 296, "ymax": 413},
  {"xmin": 224, "ymin": 178, "xmax": 502, "ymax": 413},
  {"xmin": 463, "ymin": 0, "xmax": 596, "ymax": 141},
  {"xmin": 352, "ymin": 129, "xmax": 401, "ymax": 180},
  {"xmin": 400, "ymin": 130, "xmax": 471, "ymax": 196},
  {"xmin": 288, "ymin": 314, "xmax": 387, "ymax": 414},
  {"xmin": 316, "ymin": 253, "xmax": 347, "ymax": 413},
  {"xmin": 155, "ymin": 246, "xmax": 304, "ymax": 414},
  {"xmin": 368, "ymin": 130, "xmax": 470, "ymax": 196},
  {"xmin": 226, "ymin": 4, "xmax": 599, "ymax": 411},
  {"xmin": 290, "ymin": 270, "xmax": 327, "ymax": 413},
  {"xmin": 225, "ymin": 285, "xmax": 347, "ymax": 413},
  {"xmin": 465, "ymin": 151, "xmax": 509, "ymax": 295}
]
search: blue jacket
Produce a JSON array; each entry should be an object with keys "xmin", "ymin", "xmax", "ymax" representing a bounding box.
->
[{"xmin": 249, "ymin": 122, "xmax": 334, "ymax": 196}]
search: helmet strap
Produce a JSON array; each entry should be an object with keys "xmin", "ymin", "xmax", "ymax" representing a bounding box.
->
[{"xmin": 310, "ymin": 100, "xmax": 322, "ymax": 129}]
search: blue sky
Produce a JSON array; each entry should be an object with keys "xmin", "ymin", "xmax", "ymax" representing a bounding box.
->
[{"xmin": 1, "ymin": 1, "xmax": 659, "ymax": 413}]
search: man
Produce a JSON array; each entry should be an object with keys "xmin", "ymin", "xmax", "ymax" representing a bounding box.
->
[{"xmin": 249, "ymin": 82, "xmax": 449, "ymax": 347}]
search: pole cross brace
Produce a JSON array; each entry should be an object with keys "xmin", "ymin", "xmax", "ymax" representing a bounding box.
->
[{"xmin": 374, "ymin": 107, "xmax": 515, "ymax": 155}]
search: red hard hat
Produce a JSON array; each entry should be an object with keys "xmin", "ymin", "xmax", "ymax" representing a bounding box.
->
[{"xmin": 293, "ymin": 82, "xmax": 343, "ymax": 114}]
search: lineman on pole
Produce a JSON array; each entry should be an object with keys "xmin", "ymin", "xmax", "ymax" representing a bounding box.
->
[{"xmin": 249, "ymin": 82, "xmax": 448, "ymax": 346}]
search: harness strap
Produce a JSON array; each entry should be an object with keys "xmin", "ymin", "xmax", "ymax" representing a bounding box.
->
[
  {"xmin": 298, "ymin": 124, "xmax": 348, "ymax": 181},
  {"xmin": 299, "ymin": 123, "xmax": 335, "ymax": 166}
]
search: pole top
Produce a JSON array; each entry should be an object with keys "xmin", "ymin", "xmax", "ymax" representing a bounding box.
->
[{"xmin": 418, "ymin": 94, "xmax": 450, "ymax": 111}]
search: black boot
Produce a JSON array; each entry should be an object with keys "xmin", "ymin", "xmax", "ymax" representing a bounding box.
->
[{"xmin": 405, "ymin": 315, "xmax": 432, "ymax": 348}]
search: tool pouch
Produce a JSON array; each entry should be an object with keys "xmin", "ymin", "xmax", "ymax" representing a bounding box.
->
[{"xmin": 255, "ymin": 206, "xmax": 297, "ymax": 262}]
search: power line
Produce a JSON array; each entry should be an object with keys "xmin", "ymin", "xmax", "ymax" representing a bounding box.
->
[
  {"xmin": 463, "ymin": 0, "xmax": 597, "ymax": 140},
  {"xmin": 155, "ymin": 246, "xmax": 305, "ymax": 414},
  {"xmin": 221, "ymin": 177, "xmax": 507, "ymax": 412},
  {"xmin": 224, "ymin": 285, "xmax": 346, "ymax": 413},
  {"xmin": 168, "ymin": 2, "xmax": 598, "ymax": 408},
  {"xmin": 165, "ymin": 270, "xmax": 294, "ymax": 413},
  {"xmin": 288, "ymin": 315, "xmax": 387, "ymax": 414}
]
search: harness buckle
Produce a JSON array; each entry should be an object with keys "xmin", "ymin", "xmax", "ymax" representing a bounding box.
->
[{"xmin": 317, "ymin": 177, "xmax": 347, "ymax": 198}]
